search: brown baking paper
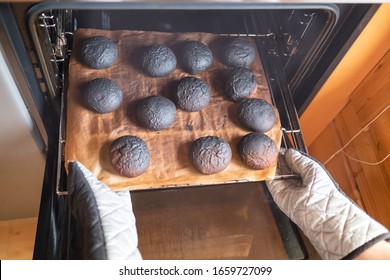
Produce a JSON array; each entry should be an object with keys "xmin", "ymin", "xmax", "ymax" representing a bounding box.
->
[{"xmin": 65, "ymin": 28, "xmax": 282, "ymax": 191}]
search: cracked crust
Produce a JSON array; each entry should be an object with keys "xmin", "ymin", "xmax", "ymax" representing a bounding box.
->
[
  {"xmin": 237, "ymin": 98, "xmax": 276, "ymax": 132},
  {"xmin": 142, "ymin": 44, "xmax": 177, "ymax": 77},
  {"xmin": 222, "ymin": 37, "xmax": 255, "ymax": 67},
  {"xmin": 136, "ymin": 96, "xmax": 176, "ymax": 131},
  {"xmin": 237, "ymin": 132, "xmax": 278, "ymax": 170},
  {"xmin": 109, "ymin": 135, "xmax": 150, "ymax": 177},
  {"xmin": 175, "ymin": 77, "xmax": 210, "ymax": 112},
  {"xmin": 225, "ymin": 67, "xmax": 257, "ymax": 102},
  {"xmin": 85, "ymin": 78, "xmax": 123, "ymax": 114},
  {"xmin": 191, "ymin": 136, "xmax": 232, "ymax": 174},
  {"xmin": 81, "ymin": 36, "xmax": 118, "ymax": 69},
  {"xmin": 181, "ymin": 41, "xmax": 213, "ymax": 74}
]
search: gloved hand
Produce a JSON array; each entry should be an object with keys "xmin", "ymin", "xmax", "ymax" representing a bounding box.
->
[
  {"xmin": 266, "ymin": 148, "xmax": 390, "ymax": 260},
  {"xmin": 67, "ymin": 161, "xmax": 142, "ymax": 260}
]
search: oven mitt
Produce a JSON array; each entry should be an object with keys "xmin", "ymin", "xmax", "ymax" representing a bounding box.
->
[
  {"xmin": 266, "ymin": 148, "xmax": 390, "ymax": 260},
  {"xmin": 67, "ymin": 161, "xmax": 142, "ymax": 260}
]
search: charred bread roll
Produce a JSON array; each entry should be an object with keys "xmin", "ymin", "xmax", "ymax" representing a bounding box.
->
[
  {"xmin": 181, "ymin": 41, "xmax": 213, "ymax": 74},
  {"xmin": 222, "ymin": 37, "xmax": 256, "ymax": 67},
  {"xmin": 225, "ymin": 67, "xmax": 257, "ymax": 102},
  {"xmin": 237, "ymin": 132, "xmax": 278, "ymax": 170},
  {"xmin": 136, "ymin": 96, "xmax": 176, "ymax": 131},
  {"xmin": 85, "ymin": 78, "xmax": 123, "ymax": 114},
  {"xmin": 175, "ymin": 77, "xmax": 210, "ymax": 112},
  {"xmin": 142, "ymin": 44, "xmax": 177, "ymax": 77},
  {"xmin": 109, "ymin": 135, "xmax": 150, "ymax": 178},
  {"xmin": 80, "ymin": 36, "xmax": 118, "ymax": 69},
  {"xmin": 191, "ymin": 136, "xmax": 232, "ymax": 174},
  {"xmin": 237, "ymin": 98, "xmax": 276, "ymax": 133}
]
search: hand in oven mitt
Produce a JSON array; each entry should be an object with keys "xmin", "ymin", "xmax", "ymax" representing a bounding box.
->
[
  {"xmin": 67, "ymin": 161, "xmax": 142, "ymax": 260},
  {"xmin": 266, "ymin": 148, "xmax": 390, "ymax": 260}
]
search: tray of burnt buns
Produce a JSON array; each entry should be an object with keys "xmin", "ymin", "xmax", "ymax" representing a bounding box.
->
[{"xmin": 64, "ymin": 28, "xmax": 282, "ymax": 191}]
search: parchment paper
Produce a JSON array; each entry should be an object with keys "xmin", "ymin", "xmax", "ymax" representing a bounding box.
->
[{"xmin": 65, "ymin": 28, "xmax": 282, "ymax": 191}]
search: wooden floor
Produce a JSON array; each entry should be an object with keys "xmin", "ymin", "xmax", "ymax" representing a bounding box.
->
[{"xmin": 0, "ymin": 217, "xmax": 37, "ymax": 260}]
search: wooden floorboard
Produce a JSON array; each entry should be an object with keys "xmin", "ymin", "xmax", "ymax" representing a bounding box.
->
[{"xmin": 0, "ymin": 217, "xmax": 37, "ymax": 260}]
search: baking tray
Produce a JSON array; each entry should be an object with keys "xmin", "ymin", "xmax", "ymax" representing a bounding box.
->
[{"xmin": 64, "ymin": 28, "xmax": 282, "ymax": 191}]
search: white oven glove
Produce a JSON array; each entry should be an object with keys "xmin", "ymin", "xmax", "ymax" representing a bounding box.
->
[{"xmin": 266, "ymin": 148, "xmax": 390, "ymax": 260}]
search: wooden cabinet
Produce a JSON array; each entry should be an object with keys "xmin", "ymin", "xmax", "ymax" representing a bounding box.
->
[{"xmin": 303, "ymin": 4, "xmax": 390, "ymax": 229}]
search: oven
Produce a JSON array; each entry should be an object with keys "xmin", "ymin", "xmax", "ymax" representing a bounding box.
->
[{"xmin": 0, "ymin": 1, "xmax": 379, "ymax": 260}]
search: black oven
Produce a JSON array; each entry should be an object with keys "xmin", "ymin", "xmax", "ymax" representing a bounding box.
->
[{"xmin": 0, "ymin": 1, "xmax": 379, "ymax": 260}]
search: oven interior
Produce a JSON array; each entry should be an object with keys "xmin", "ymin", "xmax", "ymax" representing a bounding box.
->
[{"xmin": 0, "ymin": 2, "xmax": 377, "ymax": 259}]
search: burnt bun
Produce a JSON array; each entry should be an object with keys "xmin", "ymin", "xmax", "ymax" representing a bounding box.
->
[
  {"xmin": 237, "ymin": 132, "xmax": 278, "ymax": 170},
  {"xmin": 225, "ymin": 67, "xmax": 257, "ymax": 102},
  {"xmin": 142, "ymin": 44, "xmax": 177, "ymax": 77},
  {"xmin": 80, "ymin": 36, "xmax": 118, "ymax": 69},
  {"xmin": 84, "ymin": 78, "xmax": 123, "ymax": 114},
  {"xmin": 237, "ymin": 98, "xmax": 276, "ymax": 133},
  {"xmin": 175, "ymin": 77, "xmax": 210, "ymax": 112},
  {"xmin": 109, "ymin": 135, "xmax": 150, "ymax": 178},
  {"xmin": 181, "ymin": 41, "xmax": 213, "ymax": 74},
  {"xmin": 191, "ymin": 136, "xmax": 232, "ymax": 174},
  {"xmin": 222, "ymin": 37, "xmax": 256, "ymax": 67},
  {"xmin": 136, "ymin": 96, "xmax": 176, "ymax": 131}
]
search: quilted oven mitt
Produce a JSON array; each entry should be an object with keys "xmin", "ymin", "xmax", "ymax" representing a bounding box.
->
[
  {"xmin": 67, "ymin": 161, "xmax": 142, "ymax": 260},
  {"xmin": 266, "ymin": 148, "xmax": 390, "ymax": 260}
]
